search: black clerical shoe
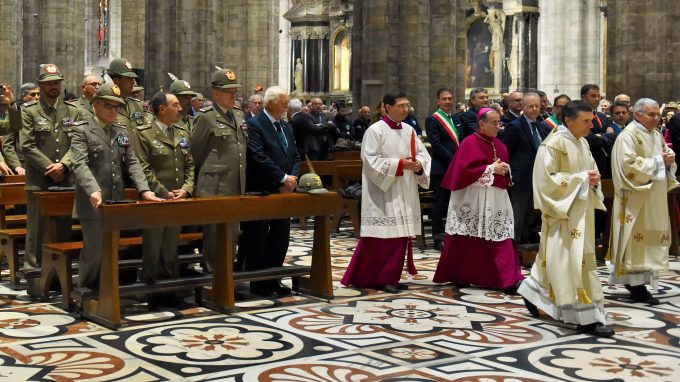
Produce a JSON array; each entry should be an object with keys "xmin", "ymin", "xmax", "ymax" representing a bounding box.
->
[
  {"xmin": 382, "ymin": 284, "xmax": 400, "ymax": 294},
  {"xmin": 577, "ymin": 322, "xmax": 615, "ymax": 337},
  {"xmin": 523, "ymin": 297, "xmax": 540, "ymax": 318},
  {"xmin": 250, "ymin": 286, "xmax": 279, "ymax": 299},
  {"xmin": 397, "ymin": 282, "xmax": 409, "ymax": 290},
  {"xmin": 275, "ymin": 282, "xmax": 292, "ymax": 296},
  {"xmin": 433, "ymin": 240, "xmax": 444, "ymax": 251},
  {"xmin": 630, "ymin": 285, "xmax": 660, "ymax": 305}
]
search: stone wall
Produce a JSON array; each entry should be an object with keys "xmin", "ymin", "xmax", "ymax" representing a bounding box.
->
[{"xmin": 606, "ymin": 1, "xmax": 680, "ymax": 103}]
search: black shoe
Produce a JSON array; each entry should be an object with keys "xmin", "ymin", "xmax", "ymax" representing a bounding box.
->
[
  {"xmin": 630, "ymin": 285, "xmax": 660, "ymax": 305},
  {"xmin": 577, "ymin": 322, "xmax": 615, "ymax": 337},
  {"xmin": 382, "ymin": 284, "xmax": 400, "ymax": 294},
  {"xmin": 433, "ymin": 240, "xmax": 444, "ymax": 251},
  {"xmin": 502, "ymin": 285, "xmax": 518, "ymax": 295},
  {"xmin": 250, "ymin": 287, "xmax": 279, "ymax": 299},
  {"xmin": 164, "ymin": 294, "xmax": 191, "ymax": 310},
  {"xmin": 396, "ymin": 282, "xmax": 409, "ymax": 290},
  {"xmin": 275, "ymin": 282, "xmax": 292, "ymax": 296},
  {"xmin": 523, "ymin": 297, "xmax": 540, "ymax": 318}
]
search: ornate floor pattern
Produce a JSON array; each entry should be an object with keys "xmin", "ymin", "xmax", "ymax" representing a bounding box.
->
[{"xmin": 1, "ymin": 224, "xmax": 679, "ymax": 381}]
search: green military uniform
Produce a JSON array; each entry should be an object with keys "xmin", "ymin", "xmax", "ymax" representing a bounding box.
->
[
  {"xmin": 5, "ymin": 103, "xmax": 27, "ymax": 172},
  {"xmin": 70, "ymin": 83, "xmax": 151, "ymax": 288},
  {"xmin": 107, "ymin": 58, "xmax": 152, "ymax": 137},
  {"xmin": 169, "ymin": 79, "xmax": 197, "ymax": 132},
  {"xmin": 132, "ymin": 117, "xmax": 194, "ymax": 282},
  {"xmin": 20, "ymin": 64, "xmax": 81, "ymax": 268},
  {"xmin": 190, "ymin": 68, "xmax": 246, "ymax": 269},
  {"xmin": 77, "ymin": 95, "xmax": 94, "ymax": 118}
]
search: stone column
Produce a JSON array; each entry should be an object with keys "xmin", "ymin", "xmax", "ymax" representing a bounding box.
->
[
  {"xmin": 537, "ymin": 0, "xmax": 602, "ymax": 99},
  {"xmin": 606, "ymin": 1, "xmax": 680, "ymax": 102},
  {"xmin": 513, "ymin": 9, "xmax": 538, "ymax": 91},
  {"xmin": 0, "ymin": 0, "xmax": 23, "ymax": 89}
]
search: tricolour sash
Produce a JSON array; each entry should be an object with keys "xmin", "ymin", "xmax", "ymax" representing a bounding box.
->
[{"xmin": 432, "ymin": 109, "xmax": 461, "ymax": 145}]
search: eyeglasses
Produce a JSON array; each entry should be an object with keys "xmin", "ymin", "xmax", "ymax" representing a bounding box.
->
[
  {"xmin": 100, "ymin": 102, "xmax": 121, "ymax": 111},
  {"xmin": 392, "ymin": 103, "xmax": 411, "ymax": 110},
  {"xmin": 29, "ymin": 92, "xmax": 40, "ymax": 97},
  {"xmin": 86, "ymin": 82, "xmax": 101, "ymax": 87},
  {"xmin": 642, "ymin": 112, "xmax": 661, "ymax": 119}
]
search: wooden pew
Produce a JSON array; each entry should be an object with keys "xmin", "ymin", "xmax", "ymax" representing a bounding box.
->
[
  {"xmin": 78, "ymin": 193, "xmax": 337, "ymax": 329},
  {"xmin": 0, "ymin": 182, "xmax": 27, "ymax": 288},
  {"xmin": 0, "ymin": 174, "xmax": 26, "ymax": 183},
  {"xmin": 0, "ymin": 182, "xmax": 27, "ymax": 229}
]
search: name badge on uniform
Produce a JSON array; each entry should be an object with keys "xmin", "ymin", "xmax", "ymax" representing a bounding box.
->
[
  {"xmin": 218, "ymin": 123, "xmax": 226, "ymax": 129},
  {"xmin": 117, "ymin": 134, "xmax": 130, "ymax": 147},
  {"xmin": 179, "ymin": 137, "xmax": 189, "ymax": 148},
  {"xmin": 132, "ymin": 112, "xmax": 143, "ymax": 120},
  {"xmin": 37, "ymin": 117, "xmax": 49, "ymax": 126}
]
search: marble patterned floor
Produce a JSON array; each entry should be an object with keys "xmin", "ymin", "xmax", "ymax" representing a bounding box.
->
[{"xmin": 1, "ymin": 225, "xmax": 679, "ymax": 381}]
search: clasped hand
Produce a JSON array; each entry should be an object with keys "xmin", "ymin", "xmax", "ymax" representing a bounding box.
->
[
  {"xmin": 492, "ymin": 158, "xmax": 509, "ymax": 175},
  {"xmin": 402, "ymin": 158, "xmax": 422, "ymax": 173}
]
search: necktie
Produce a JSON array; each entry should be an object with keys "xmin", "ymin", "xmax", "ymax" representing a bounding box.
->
[
  {"xmin": 274, "ymin": 121, "xmax": 288, "ymax": 151},
  {"xmin": 530, "ymin": 122, "xmax": 541, "ymax": 149},
  {"xmin": 166, "ymin": 126, "xmax": 173, "ymax": 140}
]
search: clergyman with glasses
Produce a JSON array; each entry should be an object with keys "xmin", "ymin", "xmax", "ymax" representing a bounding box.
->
[{"xmin": 341, "ymin": 91, "xmax": 431, "ymax": 294}]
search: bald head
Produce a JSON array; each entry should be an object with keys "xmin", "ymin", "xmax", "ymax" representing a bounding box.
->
[{"xmin": 614, "ymin": 94, "xmax": 631, "ymax": 106}]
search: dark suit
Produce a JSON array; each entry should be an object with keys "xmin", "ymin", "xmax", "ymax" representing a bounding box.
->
[
  {"xmin": 459, "ymin": 107, "xmax": 481, "ymax": 135},
  {"xmin": 239, "ymin": 110, "xmax": 299, "ymax": 293},
  {"xmin": 585, "ymin": 110, "xmax": 615, "ymax": 179},
  {"xmin": 500, "ymin": 110, "xmax": 520, "ymax": 127},
  {"xmin": 425, "ymin": 112, "xmax": 467, "ymax": 243},
  {"xmin": 501, "ymin": 116, "xmax": 550, "ymax": 243}
]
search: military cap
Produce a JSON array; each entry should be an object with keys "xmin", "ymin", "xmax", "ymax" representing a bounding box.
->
[
  {"xmin": 211, "ymin": 68, "xmax": 242, "ymax": 89},
  {"xmin": 93, "ymin": 83, "xmax": 125, "ymax": 105},
  {"xmin": 132, "ymin": 81, "xmax": 144, "ymax": 93},
  {"xmin": 296, "ymin": 173, "xmax": 329, "ymax": 194},
  {"xmin": 170, "ymin": 79, "xmax": 197, "ymax": 96},
  {"xmin": 666, "ymin": 101, "xmax": 679, "ymax": 109},
  {"xmin": 38, "ymin": 63, "xmax": 65, "ymax": 82},
  {"xmin": 107, "ymin": 58, "xmax": 138, "ymax": 78}
]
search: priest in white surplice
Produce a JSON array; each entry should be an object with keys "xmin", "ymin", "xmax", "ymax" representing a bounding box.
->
[
  {"xmin": 518, "ymin": 101, "xmax": 614, "ymax": 337},
  {"xmin": 341, "ymin": 91, "xmax": 431, "ymax": 294},
  {"xmin": 608, "ymin": 98, "xmax": 678, "ymax": 305}
]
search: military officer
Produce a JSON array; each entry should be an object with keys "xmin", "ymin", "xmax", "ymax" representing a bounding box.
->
[
  {"xmin": 77, "ymin": 74, "xmax": 101, "ymax": 118},
  {"xmin": 19, "ymin": 64, "xmax": 81, "ymax": 268},
  {"xmin": 132, "ymin": 91, "xmax": 194, "ymax": 300},
  {"xmin": 190, "ymin": 68, "xmax": 246, "ymax": 270},
  {"xmin": 70, "ymin": 83, "xmax": 163, "ymax": 288},
  {"xmin": 169, "ymin": 79, "xmax": 197, "ymax": 131},
  {"xmin": 107, "ymin": 58, "xmax": 150, "ymax": 137}
]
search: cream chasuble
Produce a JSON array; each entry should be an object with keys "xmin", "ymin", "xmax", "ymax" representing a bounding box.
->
[
  {"xmin": 518, "ymin": 125, "xmax": 607, "ymax": 325},
  {"xmin": 360, "ymin": 120, "xmax": 431, "ymax": 238},
  {"xmin": 608, "ymin": 121, "xmax": 678, "ymax": 286}
]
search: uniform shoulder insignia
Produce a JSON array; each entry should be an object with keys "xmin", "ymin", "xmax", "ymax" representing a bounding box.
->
[
  {"xmin": 136, "ymin": 123, "xmax": 152, "ymax": 131},
  {"xmin": 72, "ymin": 120, "xmax": 89, "ymax": 126},
  {"xmin": 23, "ymin": 100, "xmax": 38, "ymax": 107},
  {"xmin": 129, "ymin": 96, "xmax": 141, "ymax": 102},
  {"xmin": 232, "ymin": 106, "xmax": 243, "ymax": 111},
  {"xmin": 64, "ymin": 100, "xmax": 79, "ymax": 107},
  {"xmin": 199, "ymin": 105, "xmax": 213, "ymax": 113}
]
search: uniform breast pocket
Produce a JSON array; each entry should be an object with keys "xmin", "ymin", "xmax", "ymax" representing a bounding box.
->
[
  {"xmin": 213, "ymin": 128, "xmax": 235, "ymax": 143},
  {"xmin": 89, "ymin": 145, "xmax": 104, "ymax": 160},
  {"xmin": 34, "ymin": 125, "xmax": 52, "ymax": 144}
]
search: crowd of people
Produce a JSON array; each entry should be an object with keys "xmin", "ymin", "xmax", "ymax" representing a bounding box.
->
[{"xmin": 1, "ymin": 61, "xmax": 678, "ymax": 337}]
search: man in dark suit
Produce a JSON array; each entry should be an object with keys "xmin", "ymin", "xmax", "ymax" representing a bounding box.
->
[
  {"xmin": 239, "ymin": 86, "xmax": 300, "ymax": 298},
  {"xmin": 501, "ymin": 92, "xmax": 550, "ymax": 244},
  {"xmin": 581, "ymin": 84, "xmax": 615, "ymax": 179},
  {"xmin": 424, "ymin": 88, "xmax": 469, "ymax": 250},
  {"xmin": 459, "ymin": 87, "xmax": 490, "ymax": 134},
  {"xmin": 501, "ymin": 91, "xmax": 523, "ymax": 127}
]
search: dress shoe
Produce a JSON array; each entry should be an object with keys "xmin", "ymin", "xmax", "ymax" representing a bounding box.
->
[
  {"xmin": 630, "ymin": 285, "xmax": 660, "ymax": 305},
  {"xmin": 396, "ymin": 282, "xmax": 409, "ymax": 290},
  {"xmin": 275, "ymin": 282, "xmax": 292, "ymax": 296},
  {"xmin": 523, "ymin": 297, "xmax": 540, "ymax": 318},
  {"xmin": 163, "ymin": 293, "xmax": 191, "ymax": 310},
  {"xmin": 382, "ymin": 284, "xmax": 400, "ymax": 294},
  {"xmin": 433, "ymin": 240, "xmax": 444, "ymax": 251},
  {"xmin": 577, "ymin": 322, "xmax": 615, "ymax": 337},
  {"xmin": 250, "ymin": 287, "xmax": 279, "ymax": 299}
]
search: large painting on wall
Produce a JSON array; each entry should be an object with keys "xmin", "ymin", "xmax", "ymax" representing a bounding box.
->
[{"xmin": 466, "ymin": 18, "xmax": 494, "ymax": 88}]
